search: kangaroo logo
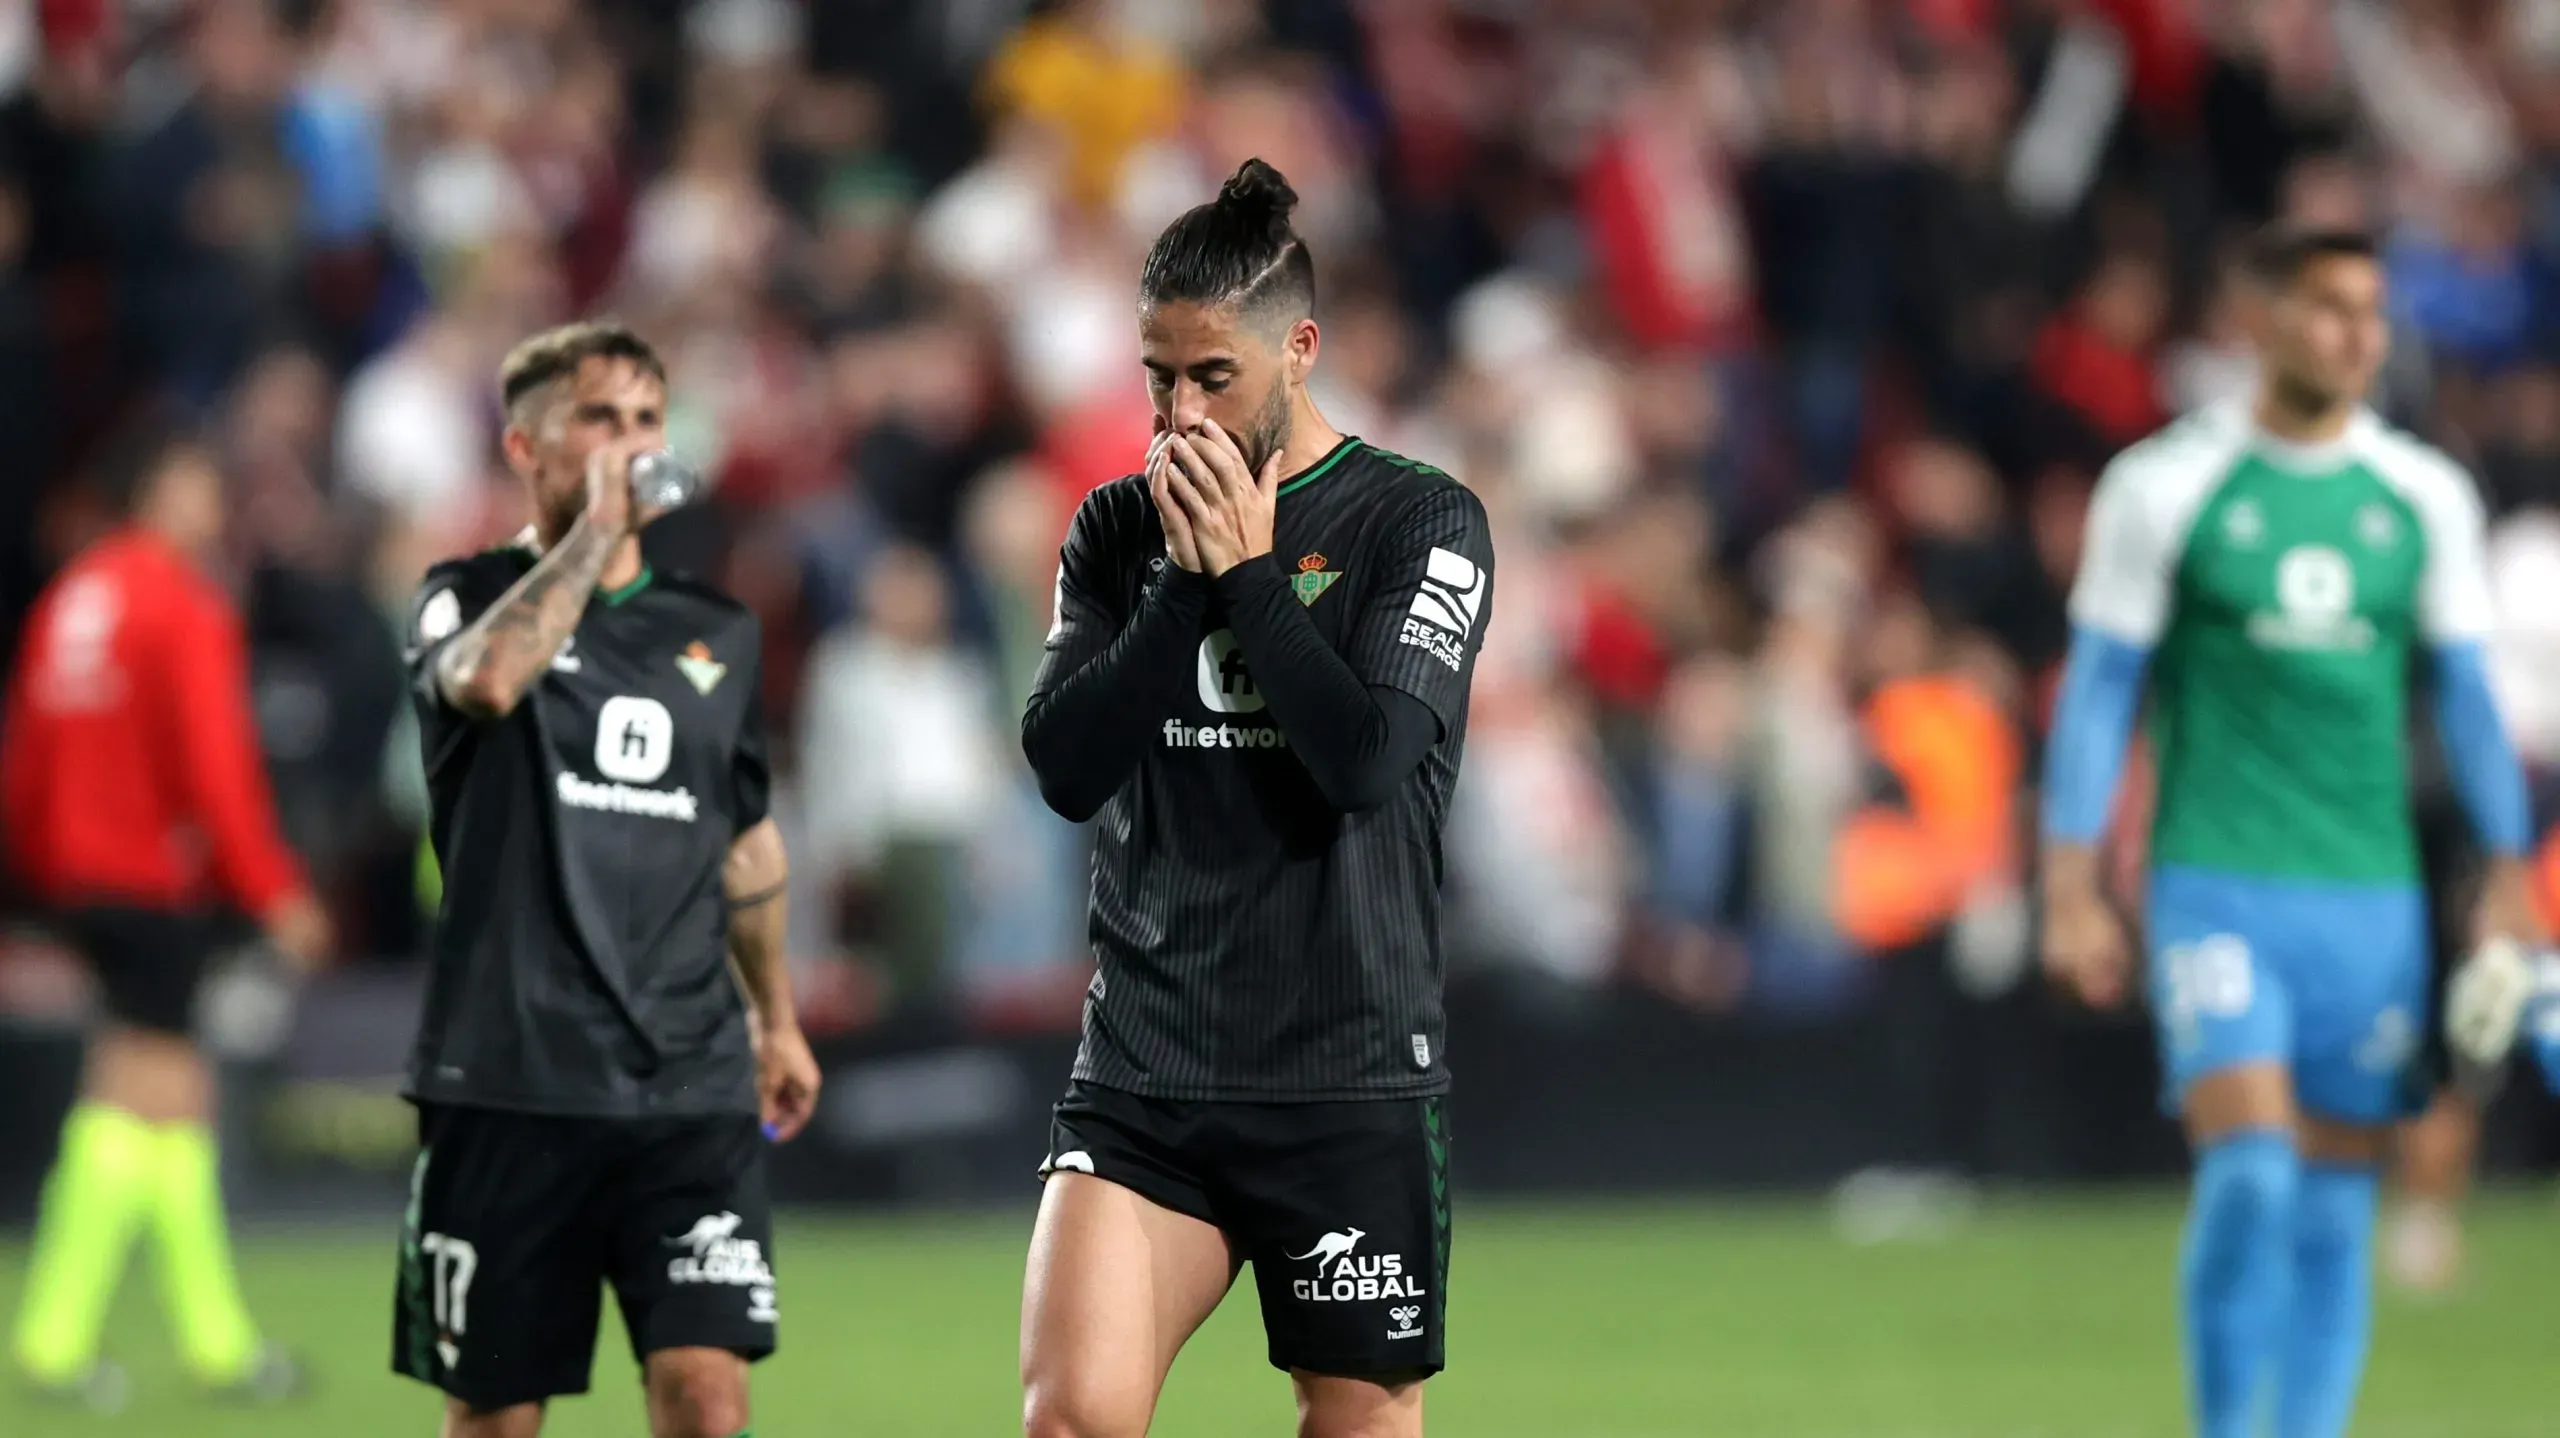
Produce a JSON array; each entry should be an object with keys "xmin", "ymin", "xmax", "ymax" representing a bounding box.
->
[
  {"xmin": 1289, "ymin": 1228, "xmax": 1366, "ymax": 1266},
  {"xmin": 664, "ymin": 1210, "xmax": 770, "ymax": 1292},
  {"xmin": 669, "ymin": 1211, "xmax": 743, "ymax": 1251},
  {"xmin": 1287, "ymin": 1227, "xmax": 1424, "ymax": 1305}
]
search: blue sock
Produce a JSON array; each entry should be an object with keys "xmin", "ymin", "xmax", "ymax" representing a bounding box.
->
[
  {"xmin": 2277, "ymin": 1162, "xmax": 2377, "ymax": 1438},
  {"xmin": 2181, "ymin": 1129, "xmax": 2298, "ymax": 1438}
]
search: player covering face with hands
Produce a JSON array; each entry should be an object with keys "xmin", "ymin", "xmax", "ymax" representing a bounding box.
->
[
  {"xmin": 392, "ymin": 321, "xmax": 815, "ymax": 1438},
  {"xmin": 2039, "ymin": 228, "xmax": 2544, "ymax": 1438},
  {"xmin": 1021, "ymin": 160, "xmax": 1494, "ymax": 1438},
  {"xmin": 1144, "ymin": 293, "xmax": 1295, "ymax": 579}
]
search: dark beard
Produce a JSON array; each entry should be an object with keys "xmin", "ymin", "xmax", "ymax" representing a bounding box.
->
[
  {"xmin": 1241, "ymin": 379, "xmax": 1292, "ymax": 476},
  {"xmin": 2264, "ymin": 368, "xmax": 2343, "ymax": 427},
  {"xmin": 539, "ymin": 489, "xmax": 585, "ymax": 545}
]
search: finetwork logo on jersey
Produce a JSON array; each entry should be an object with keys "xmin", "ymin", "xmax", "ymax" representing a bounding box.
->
[
  {"xmin": 1170, "ymin": 630, "xmax": 1287, "ymax": 749},
  {"xmin": 665, "ymin": 1211, "xmax": 777, "ymax": 1324},
  {"xmin": 1288, "ymin": 1227, "xmax": 1428, "ymax": 1318},
  {"xmin": 2246, "ymin": 545, "xmax": 2375, "ymax": 653},
  {"xmin": 1162, "ymin": 719, "xmax": 1289, "ymax": 750},
  {"xmin": 557, "ymin": 695, "xmax": 700, "ymax": 821},
  {"xmin": 1197, "ymin": 629, "xmax": 1265, "ymax": 712},
  {"xmin": 1399, "ymin": 547, "xmax": 1484, "ymax": 673}
]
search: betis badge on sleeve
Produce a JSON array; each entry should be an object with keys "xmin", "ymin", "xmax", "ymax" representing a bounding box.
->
[{"xmin": 1291, "ymin": 552, "xmax": 1342, "ymax": 606}]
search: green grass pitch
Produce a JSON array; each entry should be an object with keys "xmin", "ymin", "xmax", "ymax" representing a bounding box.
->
[{"xmin": 4, "ymin": 1192, "xmax": 2556, "ymax": 1436}]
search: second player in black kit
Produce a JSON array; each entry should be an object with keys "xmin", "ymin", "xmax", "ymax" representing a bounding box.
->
[
  {"xmin": 389, "ymin": 324, "xmax": 818, "ymax": 1438},
  {"xmin": 405, "ymin": 546, "xmax": 767, "ymax": 1113},
  {"xmin": 1021, "ymin": 159, "xmax": 1491, "ymax": 1428}
]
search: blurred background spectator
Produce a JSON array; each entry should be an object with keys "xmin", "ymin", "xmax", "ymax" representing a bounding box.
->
[{"xmin": 3, "ymin": 0, "xmax": 2560, "ymax": 1199}]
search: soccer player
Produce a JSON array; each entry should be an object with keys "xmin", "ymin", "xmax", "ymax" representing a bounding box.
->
[
  {"xmin": 2039, "ymin": 228, "xmax": 2541, "ymax": 1438},
  {"xmin": 1018, "ymin": 158, "xmax": 1492, "ymax": 1438},
  {"xmin": 391, "ymin": 322, "xmax": 820, "ymax": 1438},
  {"xmin": 4, "ymin": 417, "xmax": 330, "ymax": 1407}
]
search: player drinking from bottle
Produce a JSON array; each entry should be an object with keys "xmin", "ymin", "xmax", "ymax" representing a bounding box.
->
[{"xmin": 391, "ymin": 321, "xmax": 819, "ymax": 1438}]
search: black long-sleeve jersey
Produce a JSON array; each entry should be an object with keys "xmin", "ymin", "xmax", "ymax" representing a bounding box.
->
[
  {"xmin": 1025, "ymin": 438, "xmax": 1495, "ymax": 1100},
  {"xmin": 403, "ymin": 543, "xmax": 769, "ymax": 1118}
]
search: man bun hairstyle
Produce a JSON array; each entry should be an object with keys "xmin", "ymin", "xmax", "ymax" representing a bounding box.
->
[
  {"xmin": 1139, "ymin": 157, "xmax": 1315, "ymax": 331},
  {"xmin": 498, "ymin": 320, "xmax": 667, "ymax": 422}
]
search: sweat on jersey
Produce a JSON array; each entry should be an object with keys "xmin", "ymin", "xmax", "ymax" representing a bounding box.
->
[
  {"xmin": 2051, "ymin": 402, "xmax": 2521, "ymax": 882},
  {"xmin": 403, "ymin": 544, "xmax": 769, "ymax": 1118},
  {"xmin": 1025, "ymin": 437, "xmax": 1494, "ymax": 1101}
]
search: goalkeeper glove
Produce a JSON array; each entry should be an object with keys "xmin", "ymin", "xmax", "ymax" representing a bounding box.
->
[{"xmin": 2445, "ymin": 935, "xmax": 2536, "ymax": 1081}]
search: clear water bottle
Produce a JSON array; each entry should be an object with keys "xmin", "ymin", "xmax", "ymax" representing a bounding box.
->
[{"xmin": 627, "ymin": 450, "xmax": 703, "ymax": 513}]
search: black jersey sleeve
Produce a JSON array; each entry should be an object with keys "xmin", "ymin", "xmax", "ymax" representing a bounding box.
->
[
  {"xmin": 1339, "ymin": 483, "xmax": 1494, "ymax": 730},
  {"xmin": 1215, "ymin": 558, "xmax": 1444, "ymax": 811},
  {"xmin": 1023, "ymin": 482, "xmax": 1211, "ymax": 822},
  {"xmin": 732, "ymin": 619, "xmax": 772, "ymax": 831}
]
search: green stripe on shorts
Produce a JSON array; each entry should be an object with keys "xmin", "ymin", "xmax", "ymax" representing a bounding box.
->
[{"xmin": 1423, "ymin": 1098, "xmax": 1450, "ymax": 1302}]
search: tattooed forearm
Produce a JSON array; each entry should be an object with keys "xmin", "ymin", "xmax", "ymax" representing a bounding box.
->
[{"xmin": 435, "ymin": 514, "xmax": 619, "ymax": 719}]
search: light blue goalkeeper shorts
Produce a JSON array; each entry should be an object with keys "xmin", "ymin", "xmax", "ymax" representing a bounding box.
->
[{"xmin": 2145, "ymin": 865, "xmax": 2432, "ymax": 1126}]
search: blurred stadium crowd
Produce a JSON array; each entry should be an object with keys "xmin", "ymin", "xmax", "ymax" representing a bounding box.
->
[{"xmin": 8, "ymin": 0, "xmax": 2560, "ymax": 1040}]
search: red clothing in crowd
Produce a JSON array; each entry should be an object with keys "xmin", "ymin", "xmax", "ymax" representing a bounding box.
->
[
  {"xmin": 1580, "ymin": 96, "xmax": 1755, "ymax": 355},
  {"xmin": 2081, "ymin": 0, "xmax": 2206, "ymax": 126},
  {"xmin": 2032, "ymin": 314, "xmax": 2166, "ymax": 449},
  {"xmin": 1, "ymin": 528, "xmax": 304, "ymax": 918},
  {"xmin": 1569, "ymin": 577, "xmax": 1672, "ymax": 711}
]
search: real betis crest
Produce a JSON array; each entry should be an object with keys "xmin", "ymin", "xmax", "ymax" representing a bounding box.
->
[
  {"xmin": 1291, "ymin": 552, "xmax": 1342, "ymax": 606},
  {"xmin": 676, "ymin": 640, "xmax": 727, "ymax": 695}
]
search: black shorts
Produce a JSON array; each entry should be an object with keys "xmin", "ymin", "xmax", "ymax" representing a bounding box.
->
[
  {"xmin": 1041, "ymin": 1081, "xmax": 1452, "ymax": 1378},
  {"xmin": 59, "ymin": 906, "xmax": 220, "ymax": 1036},
  {"xmin": 391, "ymin": 1103, "xmax": 778, "ymax": 1411}
]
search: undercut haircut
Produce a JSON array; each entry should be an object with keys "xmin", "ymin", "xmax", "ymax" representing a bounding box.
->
[
  {"xmin": 2246, "ymin": 225, "xmax": 2379, "ymax": 289},
  {"xmin": 497, "ymin": 321, "xmax": 667, "ymax": 424},
  {"xmin": 1139, "ymin": 157, "xmax": 1316, "ymax": 333}
]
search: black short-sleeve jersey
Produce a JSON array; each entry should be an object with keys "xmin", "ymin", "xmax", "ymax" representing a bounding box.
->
[{"xmin": 403, "ymin": 545, "xmax": 768, "ymax": 1118}]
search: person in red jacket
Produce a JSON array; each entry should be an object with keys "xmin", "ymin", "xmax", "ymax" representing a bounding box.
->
[{"xmin": 4, "ymin": 417, "xmax": 329, "ymax": 1407}]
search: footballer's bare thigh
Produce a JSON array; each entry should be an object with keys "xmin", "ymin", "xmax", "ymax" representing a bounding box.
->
[
  {"xmin": 1022, "ymin": 1172, "xmax": 1237, "ymax": 1438},
  {"xmin": 2183, "ymin": 1064, "xmax": 2391, "ymax": 1164}
]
